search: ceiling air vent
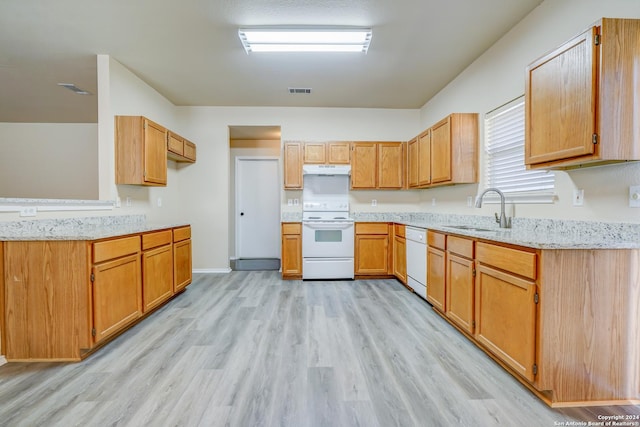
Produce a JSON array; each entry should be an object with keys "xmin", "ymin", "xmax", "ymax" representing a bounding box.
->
[{"xmin": 288, "ymin": 87, "xmax": 312, "ymax": 94}]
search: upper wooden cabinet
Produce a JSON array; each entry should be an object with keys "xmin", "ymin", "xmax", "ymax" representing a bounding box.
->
[
  {"xmin": 304, "ymin": 143, "xmax": 326, "ymax": 164},
  {"xmin": 116, "ymin": 116, "xmax": 167, "ymax": 186},
  {"xmin": 283, "ymin": 141, "xmax": 351, "ymax": 189},
  {"xmin": 167, "ymin": 131, "xmax": 196, "ymax": 163},
  {"xmin": 417, "ymin": 129, "xmax": 431, "ymax": 186},
  {"xmin": 408, "ymin": 113, "xmax": 478, "ymax": 188},
  {"xmin": 525, "ymin": 18, "xmax": 640, "ymax": 169},
  {"xmin": 303, "ymin": 141, "xmax": 351, "ymax": 165},
  {"xmin": 283, "ymin": 142, "xmax": 303, "ymax": 190},
  {"xmin": 327, "ymin": 142, "xmax": 351, "ymax": 164},
  {"xmin": 116, "ymin": 116, "xmax": 196, "ymax": 186},
  {"xmin": 351, "ymin": 142, "xmax": 404, "ymax": 190}
]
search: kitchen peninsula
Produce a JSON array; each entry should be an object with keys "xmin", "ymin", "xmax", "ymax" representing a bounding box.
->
[{"xmin": 0, "ymin": 215, "xmax": 192, "ymax": 362}]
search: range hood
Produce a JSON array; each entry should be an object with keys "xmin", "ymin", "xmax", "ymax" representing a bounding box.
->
[{"xmin": 302, "ymin": 164, "xmax": 351, "ymax": 175}]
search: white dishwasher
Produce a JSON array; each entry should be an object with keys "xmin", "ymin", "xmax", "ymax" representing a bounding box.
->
[{"xmin": 405, "ymin": 226, "xmax": 427, "ymax": 300}]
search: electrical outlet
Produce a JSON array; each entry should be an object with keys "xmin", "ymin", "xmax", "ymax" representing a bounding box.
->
[
  {"xmin": 19, "ymin": 206, "xmax": 37, "ymax": 217},
  {"xmin": 293, "ymin": 199, "xmax": 299, "ymax": 206},
  {"xmin": 572, "ymin": 189, "xmax": 584, "ymax": 206},
  {"xmin": 467, "ymin": 196, "xmax": 473, "ymax": 207},
  {"xmin": 115, "ymin": 197, "xmax": 122, "ymax": 208},
  {"xmin": 629, "ymin": 185, "xmax": 640, "ymax": 207},
  {"xmin": 431, "ymin": 198, "xmax": 436, "ymax": 206},
  {"xmin": 371, "ymin": 199, "xmax": 377, "ymax": 207},
  {"xmin": 126, "ymin": 197, "xmax": 132, "ymax": 207},
  {"xmin": 287, "ymin": 199, "xmax": 293, "ymax": 206},
  {"xmin": 157, "ymin": 197, "xmax": 162, "ymax": 207}
]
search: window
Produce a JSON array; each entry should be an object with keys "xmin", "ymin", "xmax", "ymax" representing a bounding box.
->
[{"xmin": 484, "ymin": 96, "xmax": 555, "ymax": 203}]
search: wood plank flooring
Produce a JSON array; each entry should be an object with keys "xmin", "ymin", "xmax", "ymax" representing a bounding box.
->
[{"xmin": 1, "ymin": 271, "xmax": 638, "ymax": 426}]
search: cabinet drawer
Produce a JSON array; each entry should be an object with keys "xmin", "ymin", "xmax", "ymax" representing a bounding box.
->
[
  {"xmin": 476, "ymin": 242, "xmax": 537, "ymax": 280},
  {"xmin": 356, "ymin": 223, "xmax": 389, "ymax": 235},
  {"xmin": 447, "ymin": 235, "xmax": 474, "ymax": 258},
  {"xmin": 93, "ymin": 236, "xmax": 140, "ymax": 263},
  {"xmin": 427, "ymin": 230, "xmax": 446, "ymax": 250},
  {"xmin": 282, "ymin": 222, "xmax": 301, "ymax": 235},
  {"xmin": 173, "ymin": 226, "xmax": 191, "ymax": 242},
  {"xmin": 142, "ymin": 229, "xmax": 172, "ymax": 250},
  {"xmin": 394, "ymin": 224, "xmax": 405, "ymax": 238}
]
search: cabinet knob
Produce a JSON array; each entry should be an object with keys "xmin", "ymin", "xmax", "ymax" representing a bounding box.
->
[{"xmin": 240, "ymin": 212, "xmax": 244, "ymax": 216}]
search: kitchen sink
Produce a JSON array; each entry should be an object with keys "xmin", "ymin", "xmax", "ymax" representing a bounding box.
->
[{"xmin": 442, "ymin": 225, "xmax": 500, "ymax": 232}]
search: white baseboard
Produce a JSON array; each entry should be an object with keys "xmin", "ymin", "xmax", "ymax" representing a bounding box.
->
[{"xmin": 193, "ymin": 268, "xmax": 232, "ymax": 274}]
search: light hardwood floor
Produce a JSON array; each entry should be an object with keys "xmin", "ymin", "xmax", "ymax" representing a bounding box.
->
[{"xmin": 0, "ymin": 271, "xmax": 638, "ymax": 426}]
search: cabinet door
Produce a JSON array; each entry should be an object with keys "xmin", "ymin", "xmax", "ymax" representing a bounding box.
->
[
  {"xmin": 351, "ymin": 142, "xmax": 378, "ymax": 189},
  {"xmin": 355, "ymin": 234, "xmax": 389, "ymax": 275},
  {"xmin": 430, "ymin": 117, "xmax": 452, "ymax": 183},
  {"xmin": 142, "ymin": 244, "xmax": 174, "ymax": 312},
  {"xmin": 143, "ymin": 119, "xmax": 168, "ymax": 185},
  {"xmin": 393, "ymin": 235, "xmax": 406, "ymax": 284},
  {"xmin": 167, "ymin": 132, "xmax": 184, "ymax": 156},
  {"xmin": 327, "ymin": 142, "xmax": 350, "ymax": 164},
  {"xmin": 283, "ymin": 142, "xmax": 303, "ymax": 189},
  {"xmin": 525, "ymin": 27, "xmax": 597, "ymax": 166},
  {"xmin": 417, "ymin": 130, "xmax": 431, "ymax": 186},
  {"xmin": 304, "ymin": 143, "xmax": 326, "ymax": 164},
  {"xmin": 427, "ymin": 246, "xmax": 445, "ymax": 312},
  {"xmin": 475, "ymin": 263, "xmax": 537, "ymax": 382},
  {"xmin": 281, "ymin": 235, "xmax": 302, "ymax": 277},
  {"xmin": 183, "ymin": 140, "xmax": 196, "ymax": 162},
  {"xmin": 446, "ymin": 253, "xmax": 475, "ymax": 334},
  {"xmin": 378, "ymin": 142, "xmax": 404, "ymax": 189},
  {"xmin": 407, "ymin": 138, "xmax": 418, "ymax": 187},
  {"xmin": 174, "ymin": 239, "xmax": 192, "ymax": 292},
  {"xmin": 92, "ymin": 254, "xmax": 142, "ymax": 344}
]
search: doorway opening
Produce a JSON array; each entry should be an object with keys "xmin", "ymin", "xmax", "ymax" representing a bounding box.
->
[{"xmin": 229, "ymin": 126, "xmax": 282, "ymax": 271}]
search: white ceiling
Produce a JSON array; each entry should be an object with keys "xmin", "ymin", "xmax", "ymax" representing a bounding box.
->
[{"xmin": 0, "ymin": 0, "xmax": 543, "ymax": 123}]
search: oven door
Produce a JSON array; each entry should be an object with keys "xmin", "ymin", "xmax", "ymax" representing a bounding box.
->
[{"xmin": 302, "ymin": 221, "xmax": 354, "ymax": 258}]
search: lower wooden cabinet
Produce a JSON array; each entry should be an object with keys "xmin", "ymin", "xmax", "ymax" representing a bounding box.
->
[
  {"xmin": 1, "ymin": 225, "xmax": 192, "ymax": 361},
  {"xmin": 3, "ymin": 241, "xmax": 91, "ymax": 360},
  {"xmin": 426, "ymin": 231, "xmax": 446, "ymax": 312},
  {"xmin": 446, "ymin": 236, "xmax": 475, "ymax": 335},
  {"xmin": 393, "ymin": 224, "xmax": 406, "ymax": 284},
  {"xmin": 92, "ymin": 253, "xmax": 142, "ymax": 344},
  {"xmin": 355, "ymin": 223, "xmax": 391, "ymax": 276},
  {"xmin": 142, "ymin": 230, "xmax": 174, "ymax": 313},
  {"xmin": 281, "ymin": 223, "xmax": 302, "ymax": 279},
  {"xmin": 173, "ymin": 226, "xmax": 193, "ymax": 292},
  {"xmin": 475, "ymin": 263, "xmax": 537, "ymax": 382}
]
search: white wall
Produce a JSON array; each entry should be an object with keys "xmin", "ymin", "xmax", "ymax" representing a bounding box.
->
[
  {"xmin": 0, "ymin": 123, "xmax": 98, "ymax": 199},
  {"xmin": 417, "ymin": 0, "xmax": 640, "ymax": 222},
  {"xmin": 175, "ymin": 106, "xmax": 418, "ymax": 270}
]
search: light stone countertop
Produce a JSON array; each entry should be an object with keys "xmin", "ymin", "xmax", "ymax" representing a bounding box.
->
[
  {"xmin": 0, "ymin": 215, "xmax": 189, "ymax": 241},
  {"xmin": 284, "ymin": 211, "xmax": 640, "ymax": 250}
]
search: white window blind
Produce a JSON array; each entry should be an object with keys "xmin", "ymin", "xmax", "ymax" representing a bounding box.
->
[{"xmin": 485, "ymin": 97, "xmax": 554, "ymax": 201}]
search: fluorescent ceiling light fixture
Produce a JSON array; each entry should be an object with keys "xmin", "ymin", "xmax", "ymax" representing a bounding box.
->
[
  {"xmin": 238, "ymin": 28, "xmax": 372, "ymax": 53},
  {"xmin": 57, "ymin": 83, "xmax": 91, "ymax": 95}
]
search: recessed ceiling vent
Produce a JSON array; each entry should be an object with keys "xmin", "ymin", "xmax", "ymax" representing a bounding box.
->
[{"xmin": 288, "ymin": 87, "xmax": 312, "ymax": 94}]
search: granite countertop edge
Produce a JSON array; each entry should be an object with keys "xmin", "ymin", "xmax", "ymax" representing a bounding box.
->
[
  {"xmin": 0, "ymin": 215, "xmax": 190, "ymax": 241},
  {"xmin": 282, "ymin": 211, "xmax": 640, "ymax": 250}
]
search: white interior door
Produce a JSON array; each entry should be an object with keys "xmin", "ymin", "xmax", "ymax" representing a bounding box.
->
[{"xmin": 236, "ymin": 157, "xmax": 280, "ymax": 258}]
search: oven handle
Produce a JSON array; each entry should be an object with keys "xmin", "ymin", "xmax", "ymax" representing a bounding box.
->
[{"xmin": 303, "ymin": 221, "xmax": 354, "ymax": 230}]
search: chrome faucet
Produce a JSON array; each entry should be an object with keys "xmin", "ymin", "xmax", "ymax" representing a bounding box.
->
[{"xmin": 475, "ymin": 188, "xmax": 511, "ymax": 228}]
